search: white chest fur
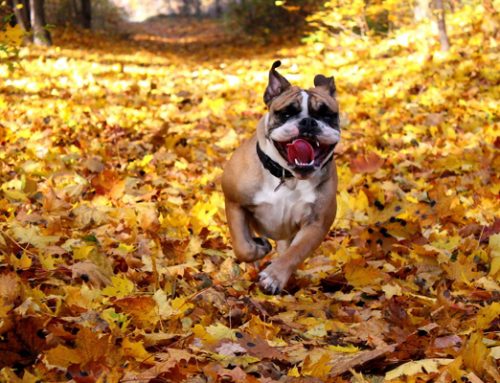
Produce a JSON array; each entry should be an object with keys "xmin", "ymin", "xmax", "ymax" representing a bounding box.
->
[{"xmin": 251, "ymin": 172, "xmax": 318, "ymax": 240}]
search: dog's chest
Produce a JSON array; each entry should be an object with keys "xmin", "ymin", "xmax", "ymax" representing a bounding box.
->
[{"xmin": 251, "ymin": 175, "xmax": 317, "ymax": 239}]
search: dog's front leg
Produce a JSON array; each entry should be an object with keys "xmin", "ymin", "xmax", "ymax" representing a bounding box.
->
[
  {"xmin": 225, "ymin": 199, "xmax": 272, "ymax": 262},
  {"xmin": 259, "ymin": 223, "xmax": 328, "ymax": 294}
]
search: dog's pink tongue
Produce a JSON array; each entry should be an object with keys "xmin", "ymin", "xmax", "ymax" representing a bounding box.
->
[{"xmin": 287, "ymin": 139, "xmax": 315, "ymax": 164}]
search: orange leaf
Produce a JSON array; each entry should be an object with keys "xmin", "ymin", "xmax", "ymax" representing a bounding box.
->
[{"xmin": 350, "ymin": 152, "xmax": 384, "ymax": 173}]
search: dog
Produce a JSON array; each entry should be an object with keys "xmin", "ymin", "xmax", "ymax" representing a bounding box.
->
[{"xmin": 221, "ymin": 61, "xmax": 340, "ymax": 294}]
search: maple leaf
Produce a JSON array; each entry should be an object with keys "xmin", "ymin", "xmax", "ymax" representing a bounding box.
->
[
  {"xmin": 350, "ymin": 152, "xmax": 385, "ymax": 174},
  {"xmin": 114, "ymin": 296, "xmax": 158, "ymax": 328},
  {"xmin": 102, "ymin": 276, "xmax": 135, "ymax": 298},
  {"xmin": 45, "ymin": 327, "xmax": 114, "ymax": 368},
  {"xmin": 461, "ymin": 332, "xmax": 500, "ymax": 381},
  {"xmin": 122, "ymin": 338, "xmax": 152, "ymax": 363},
  {"xmin": 9, "ymin": 223, "xmax": 59, "ymax": 250},
  {"xmin": 385, "ymin": 358, "xmax": 453, "ymax": 380},
  {"xmin": 344, "ymin": 259, "xmax": 388, "ymax": 287}
]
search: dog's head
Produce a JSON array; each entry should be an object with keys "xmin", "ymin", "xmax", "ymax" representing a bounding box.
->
[{"xmin": 261, "ymin": 61, "xmax": 340, "ymax": 179}]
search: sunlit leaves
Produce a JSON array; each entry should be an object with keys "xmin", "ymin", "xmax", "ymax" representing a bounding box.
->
[{"xmin": 0, "ymin": 1, "xmax": 498, "ymax": 381}]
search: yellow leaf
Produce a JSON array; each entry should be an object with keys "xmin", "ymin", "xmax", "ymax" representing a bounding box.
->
[
  {"xmin": 287, "ymin": 365, "xmax": 301, "ymax": 377},
  {"xmin": 302, "ymin": 351, "xmax": 332, "ymax": 378},
  {"xmin": 171, "ymin": 296, "xmax": 194, "ymax": 313},
  {"xmin": 206, "ymin": 322, "xmax": 235, "ymax": 341},
  {"xmin": 101, "ymin": 308, "xmax": 130, "ymax": 331},
  {"xmin": 207, "ymin": 97, "xmax": 225, "ymax": 116},
  {"xmin": 117, "ymin": 243, "xmax": 135, "ymax": 254},
  {"xmin": 102, "ymin": 276, "xmax": 135, "ymax": 298},
  {"xmin": 153, "ymin": 289, "xmax": 174, "ymax": 318},
  {"xmin": 10, "ymin": 224, "xmax": 59, "ymax": 250},
  {"xmin": 344, "ymin": 260, "xmax": 385, "ymax": 287},
  {"xmin": 190, "ymin": 198, "xmax": 218, "ymax": 235},
  {"xmin": 476, "ymin": 302, "xmax": 500, "ymax": 330},
  {"xmin": 21, "ymin": 371, "xmax": 38, "ymax": 383},
  {"xmin": 382, "ymin": 283, "xmax": 402, "ymax": 299},
  {"xmin": 385, "ymin": 358, "xmax": 453, "ymax": 380},
  {"xmin": 304, "ymin": 323, "xmax": 327, "ymax": 338},
  {"xmin": 9, "ymin": 252, "xmax": 32, "ymax": 270},
  {"xmin": 216, "ymin": 128, "xmax": 239, "ymax": 150},
  {"xmin": 45, "ymin": 345, "xmax": 83, "ymax": 368},
  {"xmin": 245, "ymin": 314, "xmax": 280, "ymax": 339},
  {"xmin": 73, "ymin": 245, "xmax": 95, "ymax": 260},
  {"xmin": 174, "ymin": 159, "xmax": 188, "ymax": 170},
  {"xmin": 138, "ymin": 154, "xmax": 153, "ymax": 167},
  {"xmin": 462, "ymin": 333, "xmax": 490, "ymax": 377},
  {"xmin": 488, "ymin": 233, "xmax": 500, "ymax": 276},
  {"xmin": 1, "ymin": 24, "xmax": 24, "ymax": 45},
  {"xmin": 122, "ymin": 338, "xmax": 152, "ymax": 362},
  {"xmin": 328, "ymin": 344, "xmax": 360, "ymax": 353}
]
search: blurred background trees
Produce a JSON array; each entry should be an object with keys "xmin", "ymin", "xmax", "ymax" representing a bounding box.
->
[{"xmin": 2, "ymin": 0, "xmax": 498, "ymax": 49}]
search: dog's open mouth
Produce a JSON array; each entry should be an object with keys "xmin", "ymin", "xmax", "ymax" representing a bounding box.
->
[{"xmin": 273, "ymin": 137, "xmax": 335, "ymax": 173}]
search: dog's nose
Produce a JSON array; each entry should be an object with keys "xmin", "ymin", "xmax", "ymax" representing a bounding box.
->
[{"xmin": 299, "ymin": 118, "xmax": 319, "ymax": 136}]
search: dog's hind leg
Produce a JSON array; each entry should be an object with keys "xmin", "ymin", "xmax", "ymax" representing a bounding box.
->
[{"xmin": 225, "ymin": 199, "xmax": 272, "ymax": 262}]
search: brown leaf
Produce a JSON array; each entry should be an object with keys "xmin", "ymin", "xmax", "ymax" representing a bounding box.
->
[
  {"xmin": 433, "ymin": 335, "xmax": 462, "ymax": 349},
  {"xmin": 114, "ymin": 296, "xmax": 158, "ymax": 327},
  {"xmin": 133, "ymin": 348, "xmax": 195, "ymax": 381},
  {"xmin": 350, "ymin": 152, "xmax": 384, "ymax": 173},
  {"xmin": 0, "ymin": 272, "xmax": 21, "ymax": 305},
  {"xmin": 235, "ymin": 331, "xmax": 286, "ymax": 361},
  {"xmin": 70, "ymin": 261, "xmax": 111, "ymax": 287},
  {"xmin": 329, "ymin": 343, "xmax": 397, "ymax": 377},
  {"xmin": 222, "ymin": 366, "xmax": 260, "ymax": 383},
  {"xmin": 46, "ymin": 326, "xmax": 116, "ymax": 370}
]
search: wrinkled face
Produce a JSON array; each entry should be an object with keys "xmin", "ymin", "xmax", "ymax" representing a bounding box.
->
[{"xmin": 266, "ymin": 87, "xmax": 340, "ymax": 177}]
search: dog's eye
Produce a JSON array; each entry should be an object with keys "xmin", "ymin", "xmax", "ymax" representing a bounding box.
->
[
  {"xmin": 276, "ymin": 105, "xmax": 300, "ymax": 120},
  {"xmin": 316, "ymin": 105, "xmax": 338, "ymax": 123}
]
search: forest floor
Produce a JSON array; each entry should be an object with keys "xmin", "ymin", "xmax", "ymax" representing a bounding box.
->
[{"xmin": 0, "ymin": 5, "xmax": 499, "ymax": 383}]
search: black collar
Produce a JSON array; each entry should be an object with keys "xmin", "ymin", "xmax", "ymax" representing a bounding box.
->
[{"xmin": 256, "ymin": 143, "xmax": 294, "ymax": 179}]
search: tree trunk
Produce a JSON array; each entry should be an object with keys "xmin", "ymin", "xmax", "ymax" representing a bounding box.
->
[
  {"xmin": 80, "ymin": 0, "xmax": 91, "ymax": 29},
  {"xmin": 196, "ymin": 0, "xmax": 202, "ymax": 18},
  {"xmin": 71, "ymin": 0, "xmax": 91, "ymax": 29},
  {"xmin": 29, "ymin": 0, "xmax": 51, "ymax": 46},
  {"xmin": 214, "ymin": 0, "xmax": 222, "ymax": 17},
  {"xmin": 12, "ymin": 0, "xmax": 31, "ymax": 32},
  {"xmin": 435, "ymin": 0, "xmax": 450, "ymax": 51}
]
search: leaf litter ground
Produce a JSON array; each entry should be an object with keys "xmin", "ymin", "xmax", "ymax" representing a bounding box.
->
[{"xmin": 0, "ymin": 7, "xmax": 499, "ymax": 383}]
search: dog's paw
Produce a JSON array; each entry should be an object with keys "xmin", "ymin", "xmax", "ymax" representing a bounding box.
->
[
  {"xmin": 252, "ymin": 237, "xmax": 272, "ymax": 257},
  {"xmin": 258, "ymin": 262, "xmax": 291, "ymax": 295}
]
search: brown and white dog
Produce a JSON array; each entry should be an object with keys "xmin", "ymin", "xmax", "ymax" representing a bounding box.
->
[{"xmin": 221, "ymin": 61, "xmax": 340, "ymax": 294}]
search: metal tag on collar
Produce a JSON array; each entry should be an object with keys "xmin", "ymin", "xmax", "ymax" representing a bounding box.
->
[{"xmin": 274, "ymin": 169, "xmax": 287, "ymax": 192}]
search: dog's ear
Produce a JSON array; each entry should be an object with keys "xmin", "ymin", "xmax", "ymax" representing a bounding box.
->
[
  {"xmin": 264, "ymin": 60, "xmax": 291, "ymax": 106},
  {"xmin": 314, "ymin": 74, "xmax": 336, "ymax": 97}
]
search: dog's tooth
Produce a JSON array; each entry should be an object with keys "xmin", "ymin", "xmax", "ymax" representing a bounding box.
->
[
  {"xmin": 294, "ymin": 158, "xmax": 300, "ymax": 165},
  {"xmin": 316, "ymin": 140, "xmax": 320, "ymax": 147},
  {"xmin": 307, "ymin": 160, "xmax": 314, "ymax": 166}
]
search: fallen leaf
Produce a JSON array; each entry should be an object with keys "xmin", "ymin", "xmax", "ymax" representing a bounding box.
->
[
  {"xmin": 350, "ymin": 152, "xmax": 385, "ymax": 173},
  {"xmin": 385, "ymin": 358, "xmax": 453, "ymax": 380}
]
